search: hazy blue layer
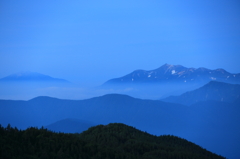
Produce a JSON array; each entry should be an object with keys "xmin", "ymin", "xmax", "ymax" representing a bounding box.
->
[{"xmin": 1, "ymin": 0, "xmax": 240, "ymax": 86}]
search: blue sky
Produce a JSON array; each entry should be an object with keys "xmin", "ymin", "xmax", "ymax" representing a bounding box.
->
[{"xmin": 1, "ymin": 0, "xmax": 240, "ymax": 86}]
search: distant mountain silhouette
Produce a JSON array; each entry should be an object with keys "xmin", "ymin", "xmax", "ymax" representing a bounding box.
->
[
  {"xmin": 0, "ymin": 93, "xmax": 240, "ymax": 158},
  {"xmin": 0, "ymin": 94, "xmax": 187, "ymax": 130},
  {"xmin": 162, "ymin": 81, "xmax": 240, "ymax": 105},
  {"xmin": 103, "ymin": 64, "xmax": 240, "ymax": 85},
  {"xmin": 0, "ymin": 72, "xmax": 72, "ymax": 91},
  {"xmin": 45, "ymin": 118, "xmax": 95, "ymax": 133},
  {"xmin": 0, "ymin": 71, "xmax": 70, "ymax": 83}
]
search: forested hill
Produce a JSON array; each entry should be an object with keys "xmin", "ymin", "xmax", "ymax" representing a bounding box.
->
[{"xmin": 0, "ymin": 123, "xmax": 225, "ymax": 159}]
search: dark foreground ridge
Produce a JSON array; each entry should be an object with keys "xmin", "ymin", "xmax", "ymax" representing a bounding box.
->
[{"xmin": 0, "ymin": 123, "xmax": 225, "ymax": 159}]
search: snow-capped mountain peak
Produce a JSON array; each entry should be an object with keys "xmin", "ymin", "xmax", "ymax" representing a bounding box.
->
[{"xmin": 103, "ymin": 64, "xmax": 240, "ymax": 85}]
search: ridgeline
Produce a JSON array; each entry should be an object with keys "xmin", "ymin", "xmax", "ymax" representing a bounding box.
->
[{"xmin": 0, "ymin": 123, "xmax": 225, "ymax": 159}]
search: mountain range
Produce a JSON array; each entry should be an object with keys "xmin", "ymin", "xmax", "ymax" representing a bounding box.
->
[
  {"xmin": 1, "ymin": 65, "xmax": 240, "ymax": 158},
  {"xmin": 0, "ymin": 81, "xmax": 239, "ymax": 158},
  {"xmin": 103, "ymin": 63, "xmax": 240, "ymax": 85},
  {"xmin": 101, "ymin": 64, "xmax": 240, "ymax": 99},
  {"xmin": 1, "ymin": 64, "xmax": 239, "ymax": 100},
  {"xmin": 162, "ymin": 81, "xmax": 240, "ymax": 105},
  {"xmin": 0, "ymin": 71, "xmax": 70, "ymax": 84}
]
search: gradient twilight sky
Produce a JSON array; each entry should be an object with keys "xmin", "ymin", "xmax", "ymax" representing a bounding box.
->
[{"xmin": 1, "ymin": 0, "xmax": 240, "ymax": 86}]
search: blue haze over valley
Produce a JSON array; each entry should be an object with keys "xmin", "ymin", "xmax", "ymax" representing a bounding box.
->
[{"xmin": 1, "ymin": 0, "xmax": 240, "ymax": 158}]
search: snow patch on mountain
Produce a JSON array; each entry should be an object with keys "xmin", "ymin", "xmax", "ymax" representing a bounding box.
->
[
  {"xmin": 210, "ymin": 77, "xmax": 217, "ymax": 80},
  {"xmin": 171, "ymin": 70, "xmax": 176, "ymax": 74},
  {"xmin": 103, "ymin": 64, "xmax": 240, "ymax": 86}
]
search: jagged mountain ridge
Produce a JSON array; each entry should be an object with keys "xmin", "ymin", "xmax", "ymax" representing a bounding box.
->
[
  {"xmin": 103, "ymin": 64, "xmax": 240, "ymax": 85},
  {"xmin": 162, "ymin": 81, "xmax": 240, "ymax": 105}
]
